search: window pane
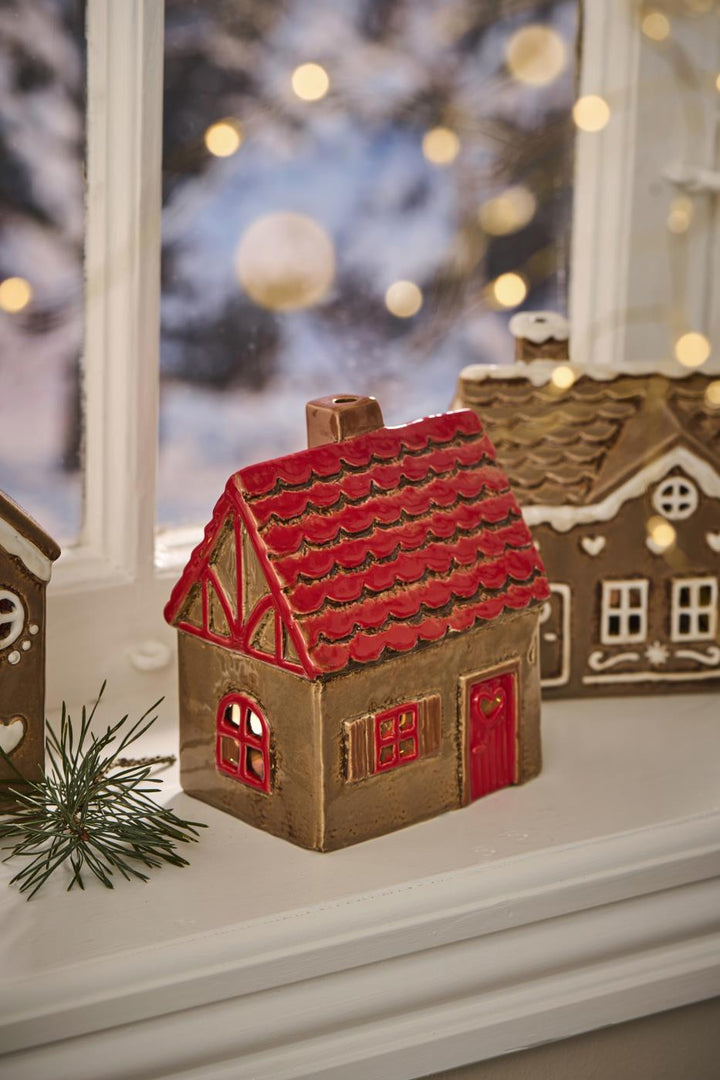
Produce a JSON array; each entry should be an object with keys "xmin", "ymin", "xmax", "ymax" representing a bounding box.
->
[
  {"xmin": 0, "ymin": 0, "xmax": 86, "ymax": 544},
  {"xmin": 159, "ymin": 0, "xmax": 578, "ymax": 530}
]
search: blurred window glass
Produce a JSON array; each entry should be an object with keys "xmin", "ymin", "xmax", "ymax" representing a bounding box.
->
[
  {"xmin": 159, "ymin": 0, "xmax": 579, "ymax": 530},
  {"xmin": 0, "ymin": 0, "xmax": 85, "ymax": 544}
]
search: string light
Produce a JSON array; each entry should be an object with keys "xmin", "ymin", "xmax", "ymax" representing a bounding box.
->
[
  {"xmin": 385, "ymin": 280, "xmax": 423, "ymax": 318},
  {"xmin": 716, "ymin": 73, "xmax": 720, "ymax": 93},
  {"xmin": 572, "ymin": 95, "xmax": 610, "ymax": 132},
  {"xmin": 235, "ymin": 212, "xmax": 335, "ymax": 311},
  {"xmin": 705, "ymin": 381, "xmax": 720, "ymax": 408},
  {"xmin": 291, "ymin": 63, "xmax": 329, "ymax": 102},
  {"xmin": 674, "ymin": 331, "xmax": 711, "ymax": 367},
  {"xmin": 505, "ymin": 24, "xmax": 566, "ymax": 87},
  {"xmin": 422, "ymin": 127, "xmax": 460, "ymax": 166},
  {"xmin": 647, "ymin": 516, "xmax": 676, "ymax": 551},
  {"xmin": 478, "ymin": 186, "xmax": 536, "ymax": 236},
  {"xmin": 491, "ymin": 273, "xmax": 527, "ymax": 308},
  {"xmin": 641, "ymin": 11, "xmax": 670, "ymax": 41},
  {"xmin": 551, "ymin": 365, "xmax": 576, "ymax": 390},
  {"xmin": 204, "ymin": 120, "xmax": 243, "ymax": 158},
  {"xmin": 667, "ymin": 196, "xmax": 693, "ymax": 234},
  {"xmin": 0, "ymin": 276, "xmax": 32, "ymax": 313}
]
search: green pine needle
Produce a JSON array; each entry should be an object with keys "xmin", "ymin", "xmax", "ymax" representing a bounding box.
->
[{"xmin": 0, "ymin": 683, "xmax": 206, "ymax": 898}]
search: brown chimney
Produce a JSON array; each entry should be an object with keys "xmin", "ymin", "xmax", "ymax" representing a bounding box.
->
[
  {"xmin": 509, "ymin": 311, "xmax": 570, "ymax": 363},
  {"xmin": 306, "ymin": 394, "xmax": 384, "ymax": 448}
]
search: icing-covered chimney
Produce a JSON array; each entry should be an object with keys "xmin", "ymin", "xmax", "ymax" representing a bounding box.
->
[
  {"xmin": 306, "ymin": 394, "xmax": 384, "ymax": 448},
  {"xmin": 509, "ymin": 311, "xmax": 570, "ymax": 363}
]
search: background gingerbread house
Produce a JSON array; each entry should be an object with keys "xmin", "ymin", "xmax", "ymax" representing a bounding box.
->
[
  {"xmin": 1, "ymin": 489, "xmax": 60, "ymax": 800},
  {"xmin": 454, "ymin": 352, "xmax": 720, "ymax": 698}
]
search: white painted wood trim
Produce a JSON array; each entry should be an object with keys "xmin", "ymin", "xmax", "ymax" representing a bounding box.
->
[
  {"xmin": 569, "ymin": 0, "xmax": 640, "ymax": 369},
  {"xmin": 55, "ymin": 0, "xmax": 163, "ymax": 592},
  {"xmin": 1, "ymin": 812, "xmax": 719, "ymax": 1079},
  {"xmin": 45, "ymin": 1, "xmax": 170, "ymax": 708}
]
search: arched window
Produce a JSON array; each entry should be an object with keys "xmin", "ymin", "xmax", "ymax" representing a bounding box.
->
[{"xmin": 216, "ymin": 694, "xmax": 270, "ymax": 793}]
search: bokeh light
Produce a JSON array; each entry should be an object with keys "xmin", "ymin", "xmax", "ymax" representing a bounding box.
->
[
  {"xmin": 705, "ymin": 380, "xmax": 720, "ymax": 408},
  {"xmin": 204, "ymin": 120, "xmax": 243, "ymax": 158},
  {"xmin": 505, "ymin": 24, "xmax": 566, "ymax": 86},
  {"xmin": 572, "ymin": 95, "xmax": 610, "ymax": 132},
  {"xmin": 478, "ymin": 186, "xmax": 537, "ymax": 236},
  {"xmin": 647, "ymin": 516, "xmax": 676, "ymax": 551},
  {"xmin": 422, "ymin": 127, "xmax": 460, "ymax": 166},
  {"xmin": 235, "ymin": 212, "xmax": 335, "ymax": 311},
  {"xmin": 385, "ymin": 280, "xmax": 423, "ymax": 318},
  {"xmin": 291, "ymin": 62, "xmax": 329, "ymax": 102},
  {"xmin": 667, "ymin": 196, "xmax": 693, "ymax": 234},
  {"xmin": 491, "ymin": 273, "xmax": 527, "ymax": 308},
  {"xmin": 674, "ymin": 331, "xmax": 711, "ymax": 368},
  {"xmin": 716, "ymin": 73, "xmax": 720, "ymax": 93},
  {"xmin": 0, "ymin": 276, "xmax": 32, "ymax": 313},
  {"xmin": 641, "ymin": 11, "xmax": 670, "ymax": 41},
  {"xmin": 551, "ymin": 364, "xmax": 576, "ymax": 390}
]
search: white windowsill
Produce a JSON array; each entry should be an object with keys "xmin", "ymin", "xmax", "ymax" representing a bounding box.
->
[{"xmin": 1, "ymin": 691, "xmax": 719, "ymax": 1080}]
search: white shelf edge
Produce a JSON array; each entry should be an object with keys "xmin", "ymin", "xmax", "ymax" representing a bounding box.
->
[{"xmin": 2, "ymin": 808, "xmax": 719, "ymax": 1078}]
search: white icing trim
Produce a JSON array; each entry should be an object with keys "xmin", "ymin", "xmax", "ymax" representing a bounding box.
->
[
  {"xmin": 459, "ymin": 357, "xmax": 720, "ymax": 385},
  {"xmin": 523, "ymin": 448, "xmax": 720, "ymax": 531},
  {"xmin": 580, "ymin": 535, "xmax": 606, "ymax": 557},
  {"xmin": 0, "ymin": 518, "xmax": 52, "ymax": 582},
  {"xmin": 671, "ymin": 577, "xmax": 718, "ymax": 642},
  {"xmin": 539, "ymin": 583, "xmax": 571, "ymax": 688},
  {"xmin": 675, "ymin": 646, "xmax": 720, "ymax": 666},
  {"xmin": 508, "ymin": 311, "xmax": 569, "ymax": 344},
  {"xmin": 705, "ymin": 532, "xmax": 720, "ymax": 553},
  {"xmin": 583, "ymin": 668, "xmax": 720, "ymax": 684},
  {"xmin": 588, "ymin": 650, "xmax": 641, "ymax": 671}
]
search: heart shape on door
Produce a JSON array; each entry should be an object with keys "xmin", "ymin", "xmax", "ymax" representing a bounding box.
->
[
  {"xmin": 480, "ymin": 692, "xmax": 504, "ymax": 717},
  {"xmin": 706, "ymin": 531, "xmax": 720, "ymax": 553},
  {"xmin": 0, "ymin": 716, "xmax": 25, "ymax": 757}
]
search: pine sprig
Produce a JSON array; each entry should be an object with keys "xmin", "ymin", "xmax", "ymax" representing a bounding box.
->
[{"xmin": 0, "ymin": 684, "xmax": 206, "ymax": 898}]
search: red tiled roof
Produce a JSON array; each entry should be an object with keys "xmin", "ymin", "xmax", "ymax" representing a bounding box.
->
[{"xmin": 167, "ymin": 410, "xmax": 549, "ymax": 676}]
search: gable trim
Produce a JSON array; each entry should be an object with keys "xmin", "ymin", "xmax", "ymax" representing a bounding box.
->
[
  {"xmin": 0, "ymin": 518, "xmax": 53, "ymax": 582},
  {"xmin": 232, "ymin": 490, "xmax": 319, "ymax": 678},
  {"xmin": 525, "ymin": 447, "xmax": 720, "ymax": 532}
]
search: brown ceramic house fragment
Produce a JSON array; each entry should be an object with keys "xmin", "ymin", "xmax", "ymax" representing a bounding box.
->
[
  {"xmin": 165, "ymin": 396, "xmax": 550, "ymax": 851},
  {"xmin": 453, "ymin": 318, "xmax": 720, "ymax": 698},
  {"xmin": 0, "ymin": 490, "xmax": 60, "ymax": 806}
]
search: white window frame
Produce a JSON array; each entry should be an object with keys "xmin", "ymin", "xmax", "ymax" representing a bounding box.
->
[
  {"xmin": 652, "ymin": 477, "xmax": 699, "ymax": 522},
  {"xmin": 44, "ymin": 0, "xmax": 720, "ymax": 709},
  {"xmin": 671, "ymin": 578, "xmax": 718, "ymax": 643},
  {"xmin": 601, "ymin": 580, "xmax": 649, "ymax": 646}
]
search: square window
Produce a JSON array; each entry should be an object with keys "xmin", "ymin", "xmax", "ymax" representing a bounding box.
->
[
  {"xmin": 379, "ymin": 718, "xmax": 395, "ymax": 739},
  {"xmin": 398, "ymin": 738, "xmax": 415, "ymax": 758},
  {"xmin": 373, "ymin": 703, "xmax": 420, "ymax": 773},
  {"xmin": 398, "ymin": 711, "xmax": 415, "ymax": 732}
]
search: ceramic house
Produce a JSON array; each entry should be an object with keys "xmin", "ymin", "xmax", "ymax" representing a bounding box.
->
[
  {"xmin": 165, "ymin": 395, "xmax": 549, "ymax": 851},
  {"xmin": 453, "ymin": 315, "xmax": 720, "ymax": 698},
  {"xmin": 0, "ymin": 489, "xmax": 60, "ymax": 802}
]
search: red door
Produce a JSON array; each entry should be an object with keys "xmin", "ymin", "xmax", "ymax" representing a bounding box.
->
[{"xmin": 467, "ymin": 672, "xmax": 517, "ymax": 801}]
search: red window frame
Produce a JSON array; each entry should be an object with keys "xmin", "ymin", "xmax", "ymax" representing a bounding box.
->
[
  {"xmin": 374, "ymin": 702, "xmax": 419, "ymax": 773},
  {"xmin": 216, "ymin": 693, "xmax": 271, "ymax": 793}
]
